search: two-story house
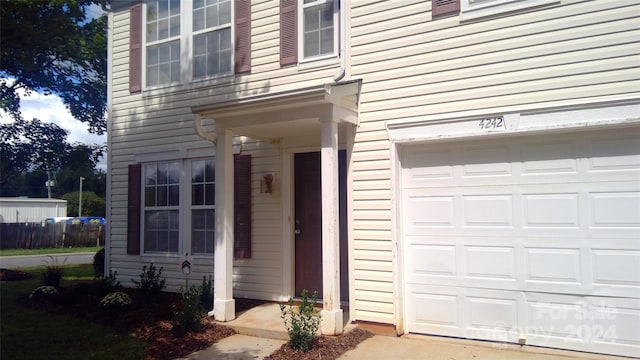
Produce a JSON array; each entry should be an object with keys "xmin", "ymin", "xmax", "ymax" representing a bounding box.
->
[{"xmin": 105, "ymin": 0, "xmax": 639, "ymax": 357}]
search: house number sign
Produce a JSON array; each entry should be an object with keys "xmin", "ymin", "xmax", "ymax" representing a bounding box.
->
[{"xmin": 478, "ymin": 116, "xmax": 505, "ymax": 130}]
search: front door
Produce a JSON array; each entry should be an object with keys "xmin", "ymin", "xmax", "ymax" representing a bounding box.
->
[{"xmin": 294, "ymin": 151, "xmax": 348, "ymax": 301}]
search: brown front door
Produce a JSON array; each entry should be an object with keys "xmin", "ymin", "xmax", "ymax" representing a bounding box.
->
[{"xmin": 294, "ymin": 151, "xmax": 348, "ymax": 301}]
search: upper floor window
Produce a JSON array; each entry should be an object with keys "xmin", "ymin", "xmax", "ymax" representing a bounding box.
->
[
  {"xmin": 192, "ymin": 0, "xmax": 232, "ymax": 79},
  {"xmin": 301, "ymin": 0, "xmax": 337, "ymax": 60},
  {"xmin": 129, "ymin": 0, "xmax": 250, "ymax": 92},
  {"xmin": 279, "ymin": 0, "xmax": 339, "ymax": 67}
]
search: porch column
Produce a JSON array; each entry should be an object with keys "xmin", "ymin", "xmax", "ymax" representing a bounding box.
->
[
  {"xmin": 320, "ymin": 118, "xmax": 343, "ymax": 335},
  {"xmin": 213, "ymin": 127, "xmax": 235, "ymax": 321}
]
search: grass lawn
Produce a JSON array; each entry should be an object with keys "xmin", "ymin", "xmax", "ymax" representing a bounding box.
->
[
  {"xmin": 0, "ymin": 264, "xmax": 147, "ymax": 360},
  {"xmin": 0, "ymin": 246, "xmax": 102, "ymax": 257}
]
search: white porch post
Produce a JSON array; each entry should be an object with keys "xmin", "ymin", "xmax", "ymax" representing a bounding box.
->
[
  {"xmin": 213, "ymin": 127, "xmax": 235, "ymax": 321},
  {"xmin": 320, "ymin": 118, "xmax": 343, "ymax": 335}
]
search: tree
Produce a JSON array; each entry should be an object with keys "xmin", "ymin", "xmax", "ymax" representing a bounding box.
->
[
  {"xmin": 0, "ymin": 0, "xmax": 107, "ymax": 134},
  {"xmin": 61, "ymin": 190, "xmax": 105, "ymax": 217}
]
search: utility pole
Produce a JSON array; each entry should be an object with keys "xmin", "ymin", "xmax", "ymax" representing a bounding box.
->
[{"xmin": 79, "ymin": 176, "xmax": 85, "ymax": 217}]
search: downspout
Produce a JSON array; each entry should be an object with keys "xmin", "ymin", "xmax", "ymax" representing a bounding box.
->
[
  {"xmin": 194, "ymin": 114, "xmax": 217, "ymax": 144},
  {"xmin": 332, "ymin": 0, "xmax": 346, "ymax": 82}
]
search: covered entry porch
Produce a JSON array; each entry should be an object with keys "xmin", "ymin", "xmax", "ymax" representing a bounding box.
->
[{"xmin": 191, "ymin": 81, "xmax": 360, "ymax": 335}]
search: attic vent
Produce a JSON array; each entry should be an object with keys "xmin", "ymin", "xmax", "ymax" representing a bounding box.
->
[{"xmin": 433, "ymin": 0, "xmax": 460, "ymax": 16}]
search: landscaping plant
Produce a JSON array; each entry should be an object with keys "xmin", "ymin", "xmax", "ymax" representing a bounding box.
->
[
  {"xmin": 93, "ymin": 247, "xmax": 105, "ymax": 278},
  {"xmin": 279, "ymin": 289, "xmax": 321, "ymax": 352},
  {"xmin": 100, "ymin": 291, "xmax": 132, "ymax": 309},
  {"xmin": 41, "ymin": 255, "xmax": 66, "ymax": 287},
  {"xmin": 131, "ymin": 263, "xmax": 166, "ymax": 298},
  {"xmin": 199, "ymin": 275, "xmax": 213, "ymax": 310},
  {"xmin": 173, "ymin": 284, "xmax": 205, "ymax": 336}
]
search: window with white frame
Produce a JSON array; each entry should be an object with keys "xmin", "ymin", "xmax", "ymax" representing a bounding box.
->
[
  {"xmin": 143, "ymin": 161, "xmax": 181, "ymax": 253},
  {"xmin": 460, "ymin": 0, "xmax": 558, "ymax": 19},
  {"xmin": 142, "ymin": 159, "xmax": 215, "ymax": 255},
  {"xmin": 144, "ymin": 0, "xmax": 233, "ymax": 88},
  {"xmin": 190, "ymin": 159, "xmax": 215, "ymax": 254},
  {"xmin": 301, "ymin": 0, "xmax": 338, "ymax": 60}
]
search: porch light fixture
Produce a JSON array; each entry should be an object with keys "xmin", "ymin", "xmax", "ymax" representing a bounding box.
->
[
  {"xmin": 232, "ymin": 136, "xmax": 246, "ymax": 155},
  {"xmin": 260, "ymin": 173, "xmax": 275, "ymax": 194}
]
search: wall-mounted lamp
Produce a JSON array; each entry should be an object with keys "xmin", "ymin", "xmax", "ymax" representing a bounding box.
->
[
  {"xmin": 232, "ymin": 136, "xmax": 246, "ymax": 155},
  {"xmin": 261, "ymin": 173, "xmax": 275, "ymax": 194}
]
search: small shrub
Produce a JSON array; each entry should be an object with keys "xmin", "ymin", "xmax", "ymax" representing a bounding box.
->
[
  {"xmin": 29, "ymin": 285, "xmax": 59, "ymax": 301},
  {"xmin": 279, "ymin": 289, "xmax": 321, "ymax": 352},
  {"xmin": 100, "ymin": 292, "xmax": 132, "ymax": 309},
  {"xmin": 41, "ymin": 256, "xmax": 66, "ymax": 287},
  {"xmin": 93, "ymin": 248, "xmax": 105, "ymax": 278},
  {"xmin": 199, "ymin": 275, "xmax": 213, "ymax": 310},
  {"xmin": 173, "ymin": 285, "xmax": 205, "ymax": 336},
  {"xmin": 131, "ymin": 263, "xmax": 166, "ymax": 298},
  {"xmin": 95, "ymin": 270, "xmax": 122, "ymax": 296}
]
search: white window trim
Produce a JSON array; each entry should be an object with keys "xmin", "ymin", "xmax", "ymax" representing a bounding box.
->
[
  {"xmin": 140, "ymin": 157, "xmax": 216, "ymax": 258},
  {"xmin": 142, "ymin": 0, "xmax": 235, "ymax": 91},
  {"xmin": 460, "ymin": 0, "xmax": 560, "ymax": 21},
  {"xmin": 298, "ymin": 0, "xmax": 339, "ymax": 64}
]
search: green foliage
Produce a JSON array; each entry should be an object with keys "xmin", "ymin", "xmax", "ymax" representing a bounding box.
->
[
  {"xmin": 41, "ymin": 256, "xmax": 66, "ymax": 287},
  {"xmin": 131, "ymin": 263, "xmax": 166, "ymax": 298},
  {"xmin": 279, "ymin": 289, "xmax": 321, "ymax": 352},
  {"xmin": 199, "ymin": 275, "xmax": 213, "ymax": 310},
  {"xmin": 28, "ymin": 285, "xmax": 58, "ymax": 300},
  {"xmin": 0, "ymin": 0, "xmax": 107, "ymax": 134},
  {"xmin": 61, "ymin": 190, "xmax": 106, "ymax": 217},
  {"xmin": 95, "ymin": 270, "xmax": 122, "ymax": 296},
  {"xmin": 100, "ymin": 292, "xmax": 132, "ymax": 309},
  {"xmin": 93, "ymin": 247, "xmax": 105, "ymax": 277},
  {"xmin": 173, "ymin": 285, "xmax": 205, "ymax": 336}
]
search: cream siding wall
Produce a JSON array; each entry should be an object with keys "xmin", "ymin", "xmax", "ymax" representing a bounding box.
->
[
  {"xmin": 349, "ymin": 0, "xmax": 640, "ymax": 324},
  {"xmin": 108, "ymin": 1, "xmax": 339, "ymax": 297}
]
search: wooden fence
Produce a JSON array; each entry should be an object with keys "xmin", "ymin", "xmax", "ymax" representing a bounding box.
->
[{"xmin": 0, "ymin": 222, "xmax": 104, "ymax": 249}]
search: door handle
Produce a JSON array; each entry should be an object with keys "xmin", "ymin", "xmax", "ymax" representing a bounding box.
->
[{"xmin": 294, "ymin": 229, "xmax": 301, "ymax": 235}]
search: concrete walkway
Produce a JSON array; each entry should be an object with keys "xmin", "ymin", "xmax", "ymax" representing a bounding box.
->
[{"xmin": 183, "ymin": 303, "xmax": 628, "ymax": 360}]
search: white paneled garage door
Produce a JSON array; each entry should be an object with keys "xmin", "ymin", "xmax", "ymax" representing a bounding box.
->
[{"xmin": 401, "ymin": 128, "xmax": 640, "ymax": 357}]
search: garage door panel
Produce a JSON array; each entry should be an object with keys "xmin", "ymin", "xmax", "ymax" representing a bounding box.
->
[
  {"xmin": 589, "ymin": 191, "xmax": 640, "ymax": 228},
  {"xmin": 401, "ymin": 128, "xmax": 640, "ymax": 357}
]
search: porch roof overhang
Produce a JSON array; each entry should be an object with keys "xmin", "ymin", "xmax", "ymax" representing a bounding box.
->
[{"xmin": 191, "ymin": 80, "xmax": 361, "ymax": 140}]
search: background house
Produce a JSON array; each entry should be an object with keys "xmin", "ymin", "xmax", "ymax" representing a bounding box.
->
[{"xmin": 106, "ymin": 0, "xmax": 639, "ymax": 357}]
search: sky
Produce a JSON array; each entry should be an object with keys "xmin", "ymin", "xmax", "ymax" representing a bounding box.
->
[{"xmin": 0, "ymin": 4, "xmax": 108, "ymax": 169}]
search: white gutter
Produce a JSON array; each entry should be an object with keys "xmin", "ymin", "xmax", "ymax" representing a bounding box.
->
[
  {"xmin": 194, "ymin": 114, "xmax": 217, "ymax": 144},
  {"xmin": 333, "ymin": 0, "xmax": 346, "ymax": 82}
]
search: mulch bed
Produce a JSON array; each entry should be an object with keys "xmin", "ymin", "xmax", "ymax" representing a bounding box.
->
[
  {"xmin": 0, "ymin": 268, "xmax": 32, "ymax": 281},
  {"xmin": 11, "ymin": 274, "xmax": 373, "ymax": 360}
]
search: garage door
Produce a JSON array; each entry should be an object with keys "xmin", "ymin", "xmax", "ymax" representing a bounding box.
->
[{"xmin": 401, "ymin": 128, "xmax": 640, "ymax": 357}]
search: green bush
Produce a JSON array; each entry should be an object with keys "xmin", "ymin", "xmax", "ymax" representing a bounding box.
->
[
  {"xmin": 29, "ymin": 285, "xmax": 59, "ymax": 300},
  {"xmin": 100, "ymin": 292, "xmax": 132, "ymax": 309},
  {"xmin": 173, "ymin": 285, "xmax": 205, "ymax": 336},
  {"xmin": 199, "ymin": 275, "xmax": 213, "ymax": 310},
  {"xmin": 93, "ymin": 248, "xmax": 105, "ymax": 278},
  {"xmin": 41, "ymin": 256, "xmax": 66, "ymax": 287},
  {"xmin": 131, "ymin": 263, "xmax": 166, "ymax": 298},
  {"xmin": 95, "ymin": 270, "xmax": 122, "ymax": 296},
  {"xmin": 279, "ymin": 289, "xmax": 321, "ymax": 352}
]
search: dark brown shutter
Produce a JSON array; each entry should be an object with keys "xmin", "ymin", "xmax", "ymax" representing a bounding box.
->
[
  {"xmin": 279, "ymin": 0, "xmax": 297, "ymax": 66},
  {"xmin": 432, "ymin": 0, "xmax": 460, "ymax": 17},
  {"xmin": 129, "ymin": 3, "xmax": 143, "ymax": 93},
  {"xmin": 234, "ymin": 0, "xmax": 251, "ymax": 73},
  {"xmin": 127, "ymin": 164, "xmax": 142, "ymax": 255},
  {"xmin": 234, "ymin": 154, "xmax": 251, "ymax": 259}
]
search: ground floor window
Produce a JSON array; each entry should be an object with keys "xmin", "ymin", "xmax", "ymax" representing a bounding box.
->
[{"xmin": 142, "ymin": 158, "xmax": 215, "ymax": 255}]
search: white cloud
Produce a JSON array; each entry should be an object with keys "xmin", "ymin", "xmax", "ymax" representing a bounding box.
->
[
  {"xmin": 0, "ymin": 89, "xmax": 107, "ymax": 171},
  {"xmin": 1, "ymin": 90, "xmax": 106, "ymax": 146}
]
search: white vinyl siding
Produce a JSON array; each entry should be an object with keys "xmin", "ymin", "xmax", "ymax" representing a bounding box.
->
[{"xmin": 348, "ymin": 0, "xmax": 640, "ymax": 326}]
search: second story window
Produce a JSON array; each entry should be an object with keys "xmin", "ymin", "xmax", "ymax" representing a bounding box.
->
[
  {"xmin": 301, "ymin": 0, "xmax": 336, "ymax": 59},
  {"xmin": 146, "ymin": 0, "xmax": 181, "ymax": 87},
  {"xmin": 134, "ymin": 0, "xmax": 250, "ymax": 91},
  {"xmin": 192, "ymin": 0, "xmax": 232, "ymax": 79}
]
